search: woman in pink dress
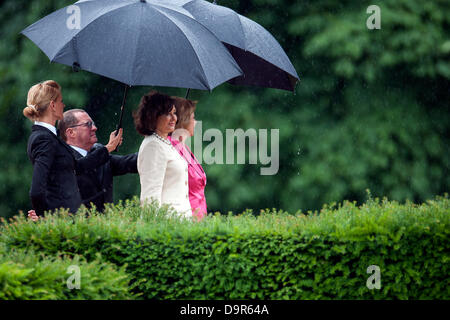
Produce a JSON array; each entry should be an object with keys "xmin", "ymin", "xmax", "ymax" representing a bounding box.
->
[{"xmin": 168, "ymin": 97, "xmax": 207, "ymax": 221}]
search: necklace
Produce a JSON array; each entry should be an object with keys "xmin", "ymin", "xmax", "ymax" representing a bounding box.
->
[
  {"xmin": 153, "ymin": 132, "xmax": 171, "ymax": 145},
  {"xmin": 153, "ymin": 133, "xmax": 187, "ymax": 163}
]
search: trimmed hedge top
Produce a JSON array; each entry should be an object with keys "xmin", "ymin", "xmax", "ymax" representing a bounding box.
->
[{"xmin": 2, "ymin": 194, "xmax": 448, "ymax": 245}]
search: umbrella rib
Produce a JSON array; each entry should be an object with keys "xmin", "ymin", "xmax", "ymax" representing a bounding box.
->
[
  {"xmin": 149, "ymin": 1, "xmax": 194, "ymax": 19},
  {"xmin": 236, "ymin": 15, "xmax": 248, "ymax": 51},
  {"xmin": 129, "ymin": 3, "xmax": 145, "ymax": 85},
  {"xmin": 152, "ymin": 6, "xmax": 211, "ymax": 90}
]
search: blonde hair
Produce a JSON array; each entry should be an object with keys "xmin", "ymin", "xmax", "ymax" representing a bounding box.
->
[
  {"xmin": 172, "ymin": 96, "xmax": 196, "ymax": 130},
  {"xmin": 23, "ymin": 80, "xmax": 61, "ymax": 121}
]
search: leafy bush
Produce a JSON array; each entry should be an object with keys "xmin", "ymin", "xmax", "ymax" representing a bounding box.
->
[
  {"xmin": 1, "ymin": 195, "xmax": 448, "ymax": 299},
  {"xmin": 0, "ymin": 243, "xmax": 135, "ymax": 300}
]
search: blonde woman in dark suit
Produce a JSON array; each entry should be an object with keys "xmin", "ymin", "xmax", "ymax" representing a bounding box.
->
[{"xmin": 24, "ymin": 80, "xmax": 122, "ymax": 220}]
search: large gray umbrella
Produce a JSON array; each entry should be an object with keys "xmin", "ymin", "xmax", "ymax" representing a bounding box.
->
[
  {"xmin": 21, "ymin": 0, "xmax": 243, "ymax": 135},
  {"xmin": 22, "ymin": 0, "xmax": 242, "ymax": 90},
  {"xmin": 76, "ymin": 0, "xmax": 299, "ymax": 92}
]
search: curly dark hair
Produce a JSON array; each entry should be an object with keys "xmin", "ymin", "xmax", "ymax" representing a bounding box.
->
[{"xmin": 133, "ymin": 91, "xmax": 175, "ymax": 136}]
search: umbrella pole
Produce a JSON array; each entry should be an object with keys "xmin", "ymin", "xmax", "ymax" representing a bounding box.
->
[
  {"xmin": 114, "ymin": 84, "xmax": 129, "ymax": 152},
  {"xmin": 185, "ymin": 88, "xmax": 190, "ymax": 99},
  {"xmin": 116, "ymin": 84, "xmax": 129, "ymax": 135}
]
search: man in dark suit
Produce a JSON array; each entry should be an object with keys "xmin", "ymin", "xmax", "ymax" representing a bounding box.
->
[{"xmin": 58, "ymin": 109, "xmax": 138, "ymax": 212}]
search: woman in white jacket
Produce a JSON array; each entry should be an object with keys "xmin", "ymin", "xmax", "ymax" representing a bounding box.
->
[{"xmin": 133, "ymin": 91, "xmax": 192, "ymax": 218}]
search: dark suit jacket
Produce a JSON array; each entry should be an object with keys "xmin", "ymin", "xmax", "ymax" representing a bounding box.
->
[
  {"xmin": 69, "ymin": 143, "xmax": 138, "ymax": 212},
  {"xmin": 27, "ymin": 125, "xmax": 110, "ymax": 216}
]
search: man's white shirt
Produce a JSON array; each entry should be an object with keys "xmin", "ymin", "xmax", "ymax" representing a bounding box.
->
[{"xmin": 70, "ymin": 145, "xmax": 88, "ymax": 157}]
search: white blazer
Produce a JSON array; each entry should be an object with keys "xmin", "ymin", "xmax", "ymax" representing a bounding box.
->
[{"xmin": 138, "ymin": 134, "xmax": 192, "ymax": 218}]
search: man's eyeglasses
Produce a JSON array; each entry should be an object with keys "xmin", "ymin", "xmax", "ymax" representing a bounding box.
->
[{"xmin": 69, "ymin": 121, "xmax": 95, "ymax": 129}]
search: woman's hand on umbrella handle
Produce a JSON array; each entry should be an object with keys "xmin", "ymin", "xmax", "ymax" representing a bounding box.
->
[
  {"xmin": 106, "ymin": 128, "xmax": 123, "ymax": 153},
  {"xmin": 28, "ymin": 209, "xmax": 39, "ymax": 221}
]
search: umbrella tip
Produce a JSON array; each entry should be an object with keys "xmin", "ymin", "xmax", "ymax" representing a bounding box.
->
[{"xmin": 72, "ymin": 62, "xmax": 81, "ymax": 73}]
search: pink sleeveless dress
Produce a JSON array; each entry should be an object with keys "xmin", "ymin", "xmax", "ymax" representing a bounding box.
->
[{"xmin": 169, "ymin": 136, "xmax": 207, "ymax": 220}]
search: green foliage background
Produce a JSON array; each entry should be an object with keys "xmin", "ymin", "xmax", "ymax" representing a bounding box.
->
[{"xmin": 0, "ymin": 0, "xmax": 449, "ymax": 218}]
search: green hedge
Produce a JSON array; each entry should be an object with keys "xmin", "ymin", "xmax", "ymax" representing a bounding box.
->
[
  {"xmin": 0, "ymin": 244, "xmax": 135, "ymax": 300},
  {"xmin": 1, "ymin": 195, "xmax": 449, "ymax": 299}
]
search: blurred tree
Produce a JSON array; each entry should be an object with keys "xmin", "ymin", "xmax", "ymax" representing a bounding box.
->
[{"xmin": 0, "ymin": 0, "xmax": 448, "ymax": 218}]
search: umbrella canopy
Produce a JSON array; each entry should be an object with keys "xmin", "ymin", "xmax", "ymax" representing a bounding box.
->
[
  {"xmin": 21, "ymin": 0, "xmax": 243, "ymax": 90},
  {"xmin": 77, "ymin": 0, "xmax": 299, "ymax": 91},
  {"xmin": 161, "ymin": 0, "xmax": 300, "ymax": 91}
]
